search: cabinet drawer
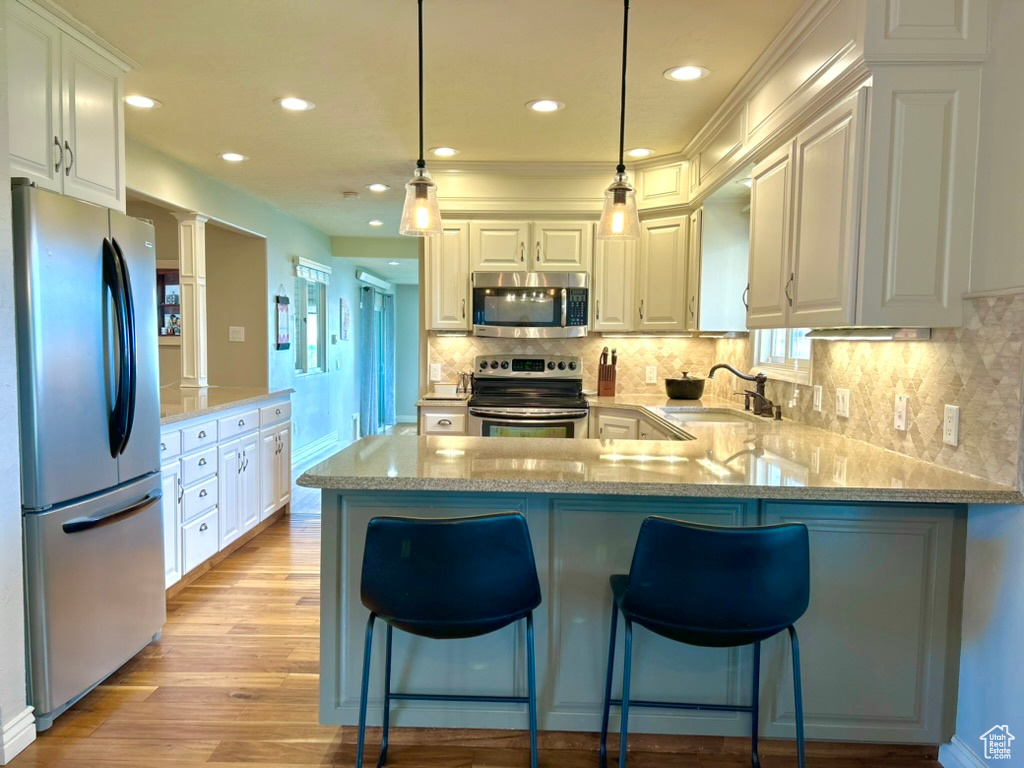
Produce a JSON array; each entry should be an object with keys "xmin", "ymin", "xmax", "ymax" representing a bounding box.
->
[
  {"xmin": 421, "ymin": 411, "xmax": 467, "ymax": 435},
  {"xmin": 181, "ymin": 420, "xmax": 218, "ymax": 453},
  {"xmin": 182, "ymin": 475, "xmax": 218, "ymax": 523},
  {"xmin": 180, "ymin": 446, "xmax": 217, "ymax": 486},
  {"xmin": 182, "ymin": 509, "xmax": 219, "ymax": 575},
  {"xmin": 160, "ymin": 430, "xmax": 181, "ymax": 461},
  {"xmin": 260, "ymin": 400, "xmax": 291, "ymax": 427},
  {"xmin": 218, "ymin": 408, "xmax": 260, "ymax": 441}
]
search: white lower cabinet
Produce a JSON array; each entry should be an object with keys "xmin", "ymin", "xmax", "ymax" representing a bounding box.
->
[
  {"xmin": 595, "ymin": 411, "xmax": 639, "ymax": 440},
  {"xmin": 160, "ymin": 396, "xmax": 290, "ymax": 588}
]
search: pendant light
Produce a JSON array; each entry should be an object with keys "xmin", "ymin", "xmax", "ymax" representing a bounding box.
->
[
  {"xmin": 399, "ymin": 0, "xmax": 443, "ymax": 237},
  {"xmin": 597, "ymin": 0, "xmax": 641, "ymax": 240}
]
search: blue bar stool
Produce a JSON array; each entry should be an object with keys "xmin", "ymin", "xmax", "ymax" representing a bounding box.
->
[
  {"xmin": 599, "ymin": 518, "xmax": 810, "ymax": 768},
  {"xmin": 356, "ymin": 512, "xmax": 542, "ymax": 768}
]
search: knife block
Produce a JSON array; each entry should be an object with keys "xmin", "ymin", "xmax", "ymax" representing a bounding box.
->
[{"xmin": 598, "ymin": 363, "xmax": 617, "ymax": 396}]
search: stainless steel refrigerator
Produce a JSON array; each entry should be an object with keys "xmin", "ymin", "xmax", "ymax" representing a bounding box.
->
[{"xmin": 13, "ymin": 180, "xmax": 165, "ymax": 731}]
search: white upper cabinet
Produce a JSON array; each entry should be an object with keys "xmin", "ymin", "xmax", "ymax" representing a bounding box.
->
[
  {"xmin": 6, "ymin": 0, "xmax": 128, "ymax": 211},
  {"xmin": 692, "ymin": 200, "xmax": 750, "ymax": 333},
  {"xmin": 533, "ymin": 221, "xmax": 592, "ymax": 272},
  {"xmin": 684, "ymin": 209, "xmax": 702, "ymax": 332},
  {"xmin": 637, "ymin": 215, "xmax": 689, "ymax": 332},
  {"xmin": 426, "ymin": 222, "xmax": 471, "ymax": 330},
  {"xmin": 748, "ymin": 142, "xmax": 796, "ymax": 329},
  {"xmin": 468, "ymin": 221, "xmax": 531, "ymax": 272},
  {"xmin": 591, "ymin": 238, "xmax": 636, "ymax": 333}
]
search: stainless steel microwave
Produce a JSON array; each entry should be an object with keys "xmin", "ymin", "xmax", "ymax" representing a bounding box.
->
[{"xmin": 471, "ymin": 272, "xmax": 589, "ymax": 338}]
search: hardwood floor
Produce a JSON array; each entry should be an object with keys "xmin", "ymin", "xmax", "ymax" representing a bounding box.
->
[{"xmin": 11, "ymin": 478, "xmax": 940, "ymax": 767}]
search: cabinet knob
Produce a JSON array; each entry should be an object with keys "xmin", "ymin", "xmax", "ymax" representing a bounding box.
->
[
  {"xmin": 199, "ymin": 489, "xmax": 207, "ymax": 497},
  {"xmin": 160, "ymin": 442, "xmax": 166, "ymax": 451},
  {"xmin": 198, "ymin": 430, "xmax": 207, "ymax": 438},
  {"xmin": 437, "ymin": 418, "xmax": 453, "ymax": 426},
  {"xmin": 238, "ymin": 419, "xmax": 245, "ymax": 427},
  {"xmin": 275, "ymin": 408, "xmax": 281, "ymax": 415},
  {"xmin": 198, "ymin": 458, "xmax": 207, "ymax": 466},
  {"xmin": 199, "ymin": 522, "xmax": 208, "ymax": 532}
]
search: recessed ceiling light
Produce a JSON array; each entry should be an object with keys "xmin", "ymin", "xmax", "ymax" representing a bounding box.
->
[
  {"xmin": 664, "ymin": 65, "xmax": 710, "ymax": 82},
  {"xmin": 388, "ymin": 261, "xmax": 400, "ymax": 266},
  {"xmin": 365, "ymin": 183, "xmax": 390, "ymax": 192},
  {"xmin": 526, "ymin": 99, "xmax": 565, "ymax": 113},
  {"xmin": 275, "ymin": 96, "xmax": 315, "ymax": 111},
  {"xmin": 125, "ymin": 95, "xmax": 161, "ymax": 109},
  {"xmin": 368, "ymin": 220, "xmax": 384, "ymax": 227},
  {"xmin": 219, "ymin": 152, "xmax": 248, "ymax": 162},
  {"xmin": 429, "ymin": 147, "xmax": 460, "ymax": 157},
  {"xmin": 627, "ymin": 148, "xmax": 655, "ymax": 158}
]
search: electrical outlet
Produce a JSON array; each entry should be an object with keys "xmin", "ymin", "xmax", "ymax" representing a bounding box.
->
[
  {"xmin": 429, "ymin": 363, "xmax": 442, "ymax": 382},
  {"xmin": 812, "ymin": 385, "xmax": 822, "ymax": 413},
  {"xmin": 228, "ymin": 326, "xmax": 245, "ymax": 342},
  {"xmin": 943, "ymin": 404, "xmax": 960, "ymax": 446},
  {"xmin": 645, "ymin": 366, "xmax": 658, "ymax": 384},
  {"xmin": 836, "ymin": 388, "xmax": 850, "ymax": 418},
  {"xmin": 832, "ymin": 456, "xmax": 848, "ymax": 485},
  {"xmin": 894, "ymin": 394, "xmax": 909, "ymax": 431}
]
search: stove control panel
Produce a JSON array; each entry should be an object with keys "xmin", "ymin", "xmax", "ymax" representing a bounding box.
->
[{"xmin": 475, "ymin": 355, "xmax": 581, "ymax": 378}]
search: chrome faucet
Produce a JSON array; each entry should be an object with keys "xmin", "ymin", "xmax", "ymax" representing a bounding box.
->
[{"xmin": 707, "ymin": 364, "xmax": 776, "ymax": 418}]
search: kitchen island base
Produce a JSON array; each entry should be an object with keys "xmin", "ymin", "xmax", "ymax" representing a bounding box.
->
[{"xmin": 319, "ymin": 490, "xmax": 964, "ymax": 745}]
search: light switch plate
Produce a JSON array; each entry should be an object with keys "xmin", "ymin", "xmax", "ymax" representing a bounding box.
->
[
  {"xmin": 645, "ymin": 366, "xmax": 658, "ymax": 384},
  {"xmin": 943, "ymin": 404, "xmax": 960, "ymax": 446},
  {"xmin": 429, "ymin": 363, "xmax": 442, "ymax": 382},
  {"xmin": 894, "ymin": 394, "xmax": 909, "ymax": 431},
  {"xmin": 812, "ymin": 385, "xmax": 822, "ymax": 413},
  {"xmin": 836, "ymin": 388, "xmax": 850, "ymax": 418},
  {"xmin": 228, "ymin": 326, "xmax": 245, "ymax": 342}
]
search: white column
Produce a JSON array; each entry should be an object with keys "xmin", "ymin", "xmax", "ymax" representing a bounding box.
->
[{"xmin": 174, "ymin": 213, "xmax": 209, "ymax": 388}]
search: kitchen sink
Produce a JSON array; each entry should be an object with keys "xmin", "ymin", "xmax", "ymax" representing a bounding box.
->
[{"xmin": 660, "ymin": 409, "xmax": 758, "ymax": 423}]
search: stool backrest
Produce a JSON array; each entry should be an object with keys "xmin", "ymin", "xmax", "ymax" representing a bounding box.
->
[
  {"xmin": 623, "ymin": 517, "xmax": 809, "ymax": 637},
  {"xmin": 360, "ymin": 512, "xmax": 542, "ymax": 633}
]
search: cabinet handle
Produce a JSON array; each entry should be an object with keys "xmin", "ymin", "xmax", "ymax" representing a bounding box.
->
[
  {"xmin": 437, "ymin": 418, "xmax": 453, "ymax": 426},
  {"xmin": 53, "ymin": 136, "xmax": 63, "ymax": 173},
  {"xmin": 742, "ymin": 283, "xmax": 750, "ymax": 310},
  {"xmin": 596, "ymin": 299, "xmax": 600, "ymax": 320},
  {"xmin": 238, "ymin": 419, "xmax": 245, "ymax": 427},
  {"xmin": 639, "ymin": 299, "xmax": 644, "ymax": 320},
  {"xmin": 461, "ymin": 298, "xmax": 466, "ymax": 319},
  {"xmin": 63, "ymin": 140, "xmax": 74, "ymax": 176},
  {"xmin": 688, "ymin": 296, "xmax": 696, "ymax": 320},
  {"xmin": 785, "ymin": 273, "xmax": 794, "ymax": 307},
  {"xmin": 198, "ymin": 430, "xmax": 207, "ymax": 438},
  {"xmin": 199, "ymin": 522, "xmax": 208, "ymax": 532},
  {"xmin": 160, "ymin": 442, "xmax": 166, "ymax": 451},
  {"xmin": 199, "ymin": 489, "xmax": 208, "ymax": 497},
  {"xmin": 536, "ymin": 241, "xmax": 542, "ymax": 263},
  {"xmin": 177, "ymin": 477, "xmax": 183, "ymax": 503},
  {"xmin": 198, "ymin": 458, "xmax": 207, "ymax": 466},
  {"xmin": 519, "ymin": 242, "xmax": 525, "ymax": 262}
]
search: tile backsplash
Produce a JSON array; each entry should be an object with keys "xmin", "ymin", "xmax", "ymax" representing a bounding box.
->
[{"xmin": 428, "ymin": 293, "xmax": 1024, "ymax": 488}]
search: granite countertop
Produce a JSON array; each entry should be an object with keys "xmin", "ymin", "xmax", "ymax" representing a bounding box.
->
[
  {"xmin": 417, "ymin": 393, "xmax": 471, "ymax": 407},
  {"xmin": 160, "ymin": 385, "xmax": 294, "ymax": 425},
  {"xmin": 298, "ymin": 425, "xmax": 1022, "ymax": 505}
]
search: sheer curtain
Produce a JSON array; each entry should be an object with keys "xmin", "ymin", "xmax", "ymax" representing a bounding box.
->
[
  {"xmin": 381, "ymin": 293, "xmax": 396, "ymax": 428},
  {"xmin": 359, "ymin": 287, "xmax": 396, "ymax": 437}
]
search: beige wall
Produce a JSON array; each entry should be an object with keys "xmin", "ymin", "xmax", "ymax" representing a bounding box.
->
[{"xmin": 205, "ymin": 223, "xmax": 268, "ymax": 388}]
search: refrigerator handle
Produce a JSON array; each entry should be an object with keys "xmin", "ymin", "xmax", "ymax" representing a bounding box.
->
[
  {"xmin": 62, "ymin": 491, "xmax": 162, "ymax": 534},
  {"xmin": 102, "ymin": 238, "xmax": 130, "ymax": 458},
  {"xmin": 112, "ymin": 238, "xmax": 138, "ymax": 455}
]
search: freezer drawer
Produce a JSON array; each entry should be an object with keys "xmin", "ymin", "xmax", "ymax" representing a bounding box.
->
[{"xmin": 23, "ymin": 474, "xmax": 166, "ymax": 724}]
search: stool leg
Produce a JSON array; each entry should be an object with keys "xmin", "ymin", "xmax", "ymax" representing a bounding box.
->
[
  {"xmin": 598, "ymin": 606, "xmax": 619, "ymax": 768},
  {"xmin": 376, "ymin": 624, "xmax": 393, "ymax": 768},
  {"xmin": 788, "ymin": 626, "xmax": 806, "ymax": 768},
  {"xmin": 526, "ymin": 612, "xmax": 538, "ymax": 768},
  {"xmin": 356, "ymin": 613, "xmax": 376, "ymax": 768},
  {"xmin": 751, "ymin": 641, "xmax": 761, "ymax": 768},
  {"xmin": 618, "ymin": 619, "xmax": 633, "ymax": 768}
]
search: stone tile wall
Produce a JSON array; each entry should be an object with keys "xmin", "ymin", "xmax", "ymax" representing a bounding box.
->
[{"xmin": 428, "ymin": 294, "xmax": 1024, "ymax": 488}]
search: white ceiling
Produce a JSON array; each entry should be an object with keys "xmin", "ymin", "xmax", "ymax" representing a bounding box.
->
[{"xmin": 53, "ymin": 0, "xmax": 803, "ymax": 238}]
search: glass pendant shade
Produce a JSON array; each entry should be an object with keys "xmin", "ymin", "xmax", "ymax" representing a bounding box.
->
[
  {"xmin": 597, "ymin": 171, "xmax": 640, "ymax": 240},
  {"xmin": 399, "ymin": 167, "xmax": 442, "ymax": 236}
]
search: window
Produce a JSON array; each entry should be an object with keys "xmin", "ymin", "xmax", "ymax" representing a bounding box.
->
[
  {"xmin": 753, "ymin": 328, "xmax": 812, "ymax": 385},
  {"xmin": 293, "ymin": 258, "xmax": 331, "ymax": 375}
]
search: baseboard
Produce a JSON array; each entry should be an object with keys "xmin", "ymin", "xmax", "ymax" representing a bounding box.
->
[
  {"xmin": 291, "ymin": 431, "xmax": 341, "ymax": 473},
  {"xmin": 939, "ymin": 736, "xmax": 988, "ymax": 768},
  {"xmin": 0, "ymin": 706, "xmax": 35, "ymax": 764}
]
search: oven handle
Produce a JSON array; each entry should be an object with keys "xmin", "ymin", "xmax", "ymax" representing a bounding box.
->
[
  {"xmin": 470, "ymin": 408, "xmax": 589, "ymax": 420},
  {"xmin": 561, "ymin": 288, "xmax": 568, "ymax": 328}
]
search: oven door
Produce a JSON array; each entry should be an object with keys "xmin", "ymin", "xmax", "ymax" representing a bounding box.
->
[{"xmin": 469, "ymin": 408, "xmax": 590, "ymax": 439}]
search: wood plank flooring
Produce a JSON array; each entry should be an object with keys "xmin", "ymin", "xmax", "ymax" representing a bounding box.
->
[{"xmin": 11, "ymin": 475, "xmax": 941, "ymax": 767}]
